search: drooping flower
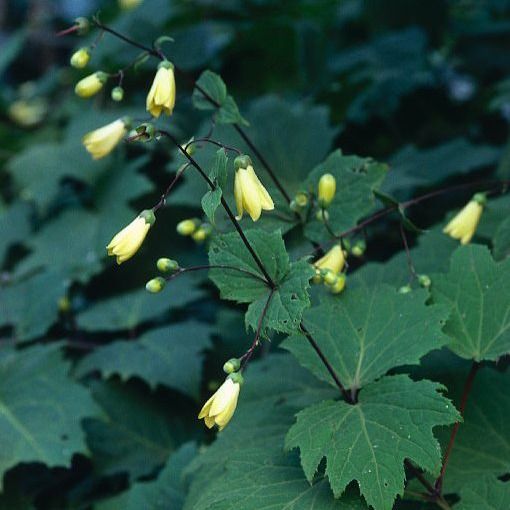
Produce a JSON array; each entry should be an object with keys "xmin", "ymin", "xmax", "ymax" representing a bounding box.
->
[
  {"xmin": 443, "ymin": 193, "xmax": 486, "ymax": 245},
  {"xmin": 75, "ymin": 71, "xmax": 107, "ymax": 98},
  {"xmin": 70, "ymin": 48, "xmax": 91, "ymax": 69},
  {"xmin": 146, "ymin": 61, "xmax": 176, "ymax": 118},
  {"xmin": 318, "ymin": 173, "xmax": 336, "ymax": 207},
  {"xmin": 314, "ymin": 244, "xmax": 346, "ymax": 275},
  {"xmin": 82, "ymin": 118, "xmax": 128, "ymax": 159},
  {"xmin": 198, "ymin": 374, "xmax": 242, "ymax": 431},
  {"xmin": 107, "ymin": 210, "xmax": 155, "ymax": 264},
  {"xmin": 234, "ymin": 155, "xmax": 274, "ymax": 221}
]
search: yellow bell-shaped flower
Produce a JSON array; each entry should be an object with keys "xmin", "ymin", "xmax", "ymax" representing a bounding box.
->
[
  {"xmin": 75, "ymin": 71, "xmax": 107, "ymax": 98},
  {"xmin": 198, "ymin": 374, "xmax": 242, "ymax": 431},
  {"xmin": 234, "ymin": 155, "xmax": 274, "ymax": 221},
  {"xmin": 443, "ymin": 193, "xmax": 486, "ymax": 245},
  {"xmin": 107, "ymin": 210, "xmax": 155, "ymax": 264},
  {"xmin": 82, "ymin": 118, "xmax": 128, "ymax": 160},
  {"xmin": 318, "ymin": 173, "xmax": 336, "ymax": 207},
  {"xmin": 146, "ymin": 61, "xmax": 176, "ymax": 118}
]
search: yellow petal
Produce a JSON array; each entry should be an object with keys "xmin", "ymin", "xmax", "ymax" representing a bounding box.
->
[
  {"xmin": 234, "ymin": 169, "xmax": 244, "ymax": 220},
  {"xmin": 239, "ymin": 169, "xmax": 262, "ymax": 221},
  {"xmin": 198, "ymin": 393, "xmax": 216, "ymax": 419},
  {"xmin": 209, "ymin": 379, "xmax": 237, "ymax": 417},
  {"xmin": 247, "ymin": 166, "xmax": 274, "ymax": 211}
]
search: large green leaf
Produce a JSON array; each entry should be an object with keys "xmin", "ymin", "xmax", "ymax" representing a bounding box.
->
[
  {"xmin": 431, "ymin": 245, "xmax": 510, "ymax": 361},
  {"xmin": 209, "ymin": 229, "xmax": 314, "ymax": 334},
  {"xmin": 0, "ymin": 345, "xmax": 99, "ymax": 487},
  {"xmin": 84, "ymin": 380, "xmax": 191, "ymax": 480},
  {"xmin": 455, "ymin": 477, "xmax": 510, "ymax": 509},
  {"xmin": 96, "ymin": 442, "xmax": 197, "ymax": 510},
  {"xmin": 286, "ymin": 375, "xmax": 459, "ymax": 510},
  {"xmin": 77, "ymin": 283, "xmax": 204, "ymax": 332},
  {"xmin": 283, "ymin": 286, "xmax": 449, "ymax": 390},
  {"xmin": 303, "ymin": 150, "xmax": 388, "ymax": 244},
  {"xmin": 76, "ymin": 322, "xmax": 212, "ymax": 398},
  {"xmin": 0, "ymin": 269, "xmax": 67, "ymax": 342}
]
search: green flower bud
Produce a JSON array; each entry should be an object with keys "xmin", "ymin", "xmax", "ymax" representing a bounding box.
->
[
  {"xmin": 139, "ymin": 209, "xmax": 156, "ymax": 226},
  {"xmin": 323, "ymin": 270, "xmax": 338, "ymax": 286},
  {"xmin": 176, "ymin": 219, "xmax": 197, "ymax": 236},
  {"xmin": 157, "ymin": 258, "xmax": 179, "ymax": 273},
  {"xmin": 473, "ymin": 192, "xmax": 487, "ymax": 206},
  {"xmin": 70, "ymin": 47, "xmax": 91, "ymax": 69},
  {"xmin": 318, "ymin": 173, "xmax": 336, "ymax": 207},
  {"xmin": 295, "ymin": 192, "xmax": 308, "ymax": 208},
  {"xmin": 398, "ymin": 284, "xmax": 412, "ymax": 294},
  {"xmin": 316, "ymin": 209, "xmax": 329, "ymax": 222},
  {"xmin": 75, "ymin": 17, "xmax": 90, "ymax": 35},
  {"xmin": 135, "ymin": 122, "xmax": 155, "ymax": 142},
  {"xmin": 192, "ymin": 228, "xmax": 207, "ymax": 243},
  {"xmin": 228, "ymin": 372, "xmax": 244, "ymax": 385},
  {"xmin": 329, "ymin": 273, "xmax": 346, "ymax": 294},
  {"xmin": 111, "ymin": 86, "xmax": 124, "ymax": 102},
  {"xmin": 418, "ymin": 274, "xmax": 431, "ymax": 288},
  {"xmin": 351, "ymin": 240, "xmax": 366, "ymax": 257},
  {"xmin": 145, "ymin": 276, "xmax": 166, "ymax": 293},
  {"xmin": 223, "ymin": 358, "xmax": 241, "ymax": 374}
]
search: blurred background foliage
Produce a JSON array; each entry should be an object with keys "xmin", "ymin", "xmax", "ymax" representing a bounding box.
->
[{"xmin": 0, "ymin": 0, "xmax": 509, "ymax": 508}]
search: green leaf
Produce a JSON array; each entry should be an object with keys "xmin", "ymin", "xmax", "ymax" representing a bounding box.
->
[
  {"xmin": 492, "ymin": 215, "xmax": 510, "ymax": 260},
  {"xmin": 283, "ymin": 286, "xmax": 449, "ymax": 390},
  {"xmin": 0, "ymin": 345, "xmax": 99, "ymax": 487},
  {"xmin": 0, "ymin": 269, "xmax": 68, "ymax": 342},
  {"xmin": 0, "ymin": 201, "xmax": 31, "ymax": 264},
  {"xmin": 303, "ymin": 150, "xmax": 388, "ymax": 244},
  {"xmin": 76, "ymin": 322, "xmax": 212, "ymax": 398},
  {"xmin": 431, "ymin": 245, "xmax": 510, "ymax": 361},
  {"xmin": 455, "ymin": 477, "xmax": 510, "ymax": 509},
  {"xmin": 192, "ymin": 71, "xmax": 248, "ymax": 125},
  {"xmin": 96, "ymin": 442, "xmax": 197, "ymax": 510},
  {"xmin": 441, "ymin": 368, "xmax": 510, "ymax": 493},
  {"xmin": 201, "ymin": 189, "xmax": 222, "ymax": 225},
  {"xmin": 84, "ymin": 380, "xmax": 190, "ymax": 480},
  {"xmin": 285, "ymin": 375, "xmax": 460, "ymax": 510},
  {"xmin": 209, "ymin": 229, "xmax": 314, "ymax": 334},
  {"xmin": 201, "ymin": 149, "xmax": 226, "ymax": 226},
  {"xmin": 77, "ymin": 284, "xmax": 204, "ymax": 332}
]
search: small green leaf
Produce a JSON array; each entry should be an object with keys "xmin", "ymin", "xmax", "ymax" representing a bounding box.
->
[
  {"xmin": 431, "ymin": 245, "xmax": 510, "ymax": 361},
  {"xmin": 201, "ymin": 189, "xmax": 222, "ymax": 225},
  {"xmin": 455, "ymin": 477, "xmax": 510, "ymax": 509},
  {"xmin": 201, "ymin": 149, "xmax": 228, "ymax": 224},
  {"xmin": 283, "ymin": 285, "xmax": 449, "ymax": 390},
  {"xmin": 192, "ymin": 71, "xmax": 248, "ymax": 125},
  {"xmin": 285, "ymin": 375, "xmax": 460, "ymax": 510}
]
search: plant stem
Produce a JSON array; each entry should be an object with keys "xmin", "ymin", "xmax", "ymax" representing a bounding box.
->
[
  {"xmin": 153, "ymin": 163, "xmax": 189, "ymax": 211},
  {"xmin": 241, "ymin": 288, "xmax": 276, "ymax": 369},
  {"xmin": 405, "ymin": 461, "xmax": 452, "ymax": 509},
  {"xmin": 399, "ymin": 222, "xmax": 417, "ymax": 281},
  {"xmin": 434, "ymin": 361, "xmax": 480, "ymax": 495},
  {"xmin": 300, "ymin": 323, "xmax": 353, "ymax": 403},
  {"xmin": 158, "ymin": 129, "xmax": 276, "ymax": 288}
]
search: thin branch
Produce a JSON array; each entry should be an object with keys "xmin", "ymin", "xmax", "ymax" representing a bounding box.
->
[
  {"xmin": 153, "ymin": 163, "xmax": 189, "ymax": 211},
  {"xmin": 300, "ymin": 323, "xmax": 353, "ymax": 403},
  {"xmin": 434, "ymin": 362, "xmax": 480, "ymax": 495},
  {"xmin": 183, "ymin": 137, "xmax": 242, "ymax": 155},
  {"xmin": 158, "ymin": 129, "xmax": 276, "ymax": 288},
  {"xmin": 165, "ymin": 264, "xmax": 268, "ymax": 285}
]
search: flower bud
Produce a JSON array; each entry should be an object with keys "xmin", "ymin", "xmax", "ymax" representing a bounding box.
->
[
  {"xmin": 75, "ymin": 71, "xmax": 108, "ymax": 98},
  {"xmin": 75, "ymin": 17, "xmax": 90, "ymax": 35},
  {"xmin": 234, "ymin": 154, "xmax": 253, "ymax": 170},
  {"xmin": 323, "ymin": 270, "xmax": 338, "ymax": 286},
  {"xmin": 351, "ymin": 240, "xmax": 366, "ymax": 257},
  {"xmin": 318, "ymin": 173, "xmax": 336, "ymax": 207},
  {"xmin": 177, "ymin": 219, "xmax": 197, "ymax": 236},
  {"xmin": 316, "ymin": 209, "xmax": 329, "ymax": 222},
  {"xmin": 111, "ymin": 86, "xmax": 124, "ymax": 102},
  {"xmin": 192, "ymin": 228, "xmax": 207, "ymax": 243},
  {"xmin": 70, "ymin": 47, "xmax": 91, "ymax": 69},
  {"xmin": 398, "ymin": 284, "xmax": 412, "ymax": 294},
  {"xmin": 223, "ymin": 358, "xmax": 241, "ymax": 374},
  {"xmin": 228, "ymin": 372, "xmax": 244, "ymax": 385},
  {"xmin": 418, "ymin": 274, "xmax": 431, "ymax": 288},
  {"xmin": 330, "ymin": 274, "xmax": 346, "ymax": 294},
  {"xmin": 133, "ymin": 122, "xmax": 155, "ymax": 142},
  {"xmin": 295, "ymin": 192, "xmax": 308, "ymax": 208},
  {"xmin": 157, "ymin": 258, "xmax": 179, "ymax": 273},
  {"xmin": 146, "ymin": 276, "xmax": 166, "ymax": 294}
]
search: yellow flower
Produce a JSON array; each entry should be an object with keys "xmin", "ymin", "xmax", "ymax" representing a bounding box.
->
[
  {"xmin": 75, "ymin": 71, "xmax": 107, "ymax": 98},
  {"xmin": 318, "ymin": 173, "xmax": 336, "ymax": 207},
  {"xmin": 82, "ymin": 119, "xmax": 128, "ymax": 160},
  {"xmin": 146, "ymin": 61, "xmax": 176, "ymax": 118},
  {"xmin": 198, "ymin": 374, "xmax": 242, "ymax": 431},
  {"xmin": 70, "ymin": 48, "xmax": 90, "ymax": 69},
  {"xmin": 314, "ymin": 244, "xmax": 346, "ymax": 275},
  {"xmin": 443, "ymin": 193, "xmax": 486, "ymax": 245},
  {"xmin": 234, "ymin": 155, "xmax": 274, "ymax": 221},
  {"xmin": 107, "ymin": 210, "xmax": 155, "ymax": 264}
]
